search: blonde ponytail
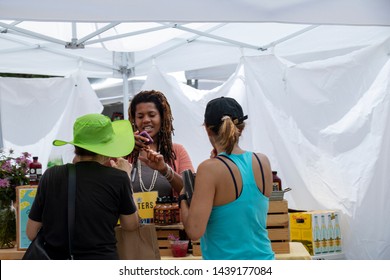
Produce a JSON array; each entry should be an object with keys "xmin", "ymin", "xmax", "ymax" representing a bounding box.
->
[{"xmin": 213, "ymin": 116, "xmax": 245, "ymax": 154}]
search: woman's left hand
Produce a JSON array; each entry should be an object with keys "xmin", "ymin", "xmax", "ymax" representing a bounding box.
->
[{"xmin": 139, "ymin": 148, "xmax": 166, "ymax": 173}]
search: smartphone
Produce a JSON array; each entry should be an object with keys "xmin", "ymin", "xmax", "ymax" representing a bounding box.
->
[{"xmin": 139, "ymin": 131, "xmax": 154, "ymax": 145}]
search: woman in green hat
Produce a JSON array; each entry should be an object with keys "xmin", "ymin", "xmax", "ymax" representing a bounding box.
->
[{"xmin": 26, "ymin": 113, "xmax": 139, "ymax": 260}]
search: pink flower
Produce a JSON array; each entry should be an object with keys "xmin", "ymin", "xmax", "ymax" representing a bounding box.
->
[
  {"xmin": 0, "ymin": 178, "xmax": 10, "ymax": 188},
  {"xmin": 167, "ymin": 234, "xmax": 180, "ymax": 241},
  {"xmin": 1, "ymin": 161, "xmax": 12, "ymax": 173}
]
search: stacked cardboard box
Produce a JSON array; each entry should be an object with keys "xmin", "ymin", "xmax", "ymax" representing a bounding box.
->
[{"xmin": 289, "ymin": 210, "xmax": 342, "ymax": 256}]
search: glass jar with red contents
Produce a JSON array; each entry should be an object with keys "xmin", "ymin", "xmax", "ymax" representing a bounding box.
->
[{"xmin": 272, "ymin": 171, "xmax": 282, "ymax": 191}]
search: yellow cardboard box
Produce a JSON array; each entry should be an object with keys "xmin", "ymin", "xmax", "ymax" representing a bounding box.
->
[{"xmin": 289, "ymin": 210, "xmax": 342, "ymax": 256}]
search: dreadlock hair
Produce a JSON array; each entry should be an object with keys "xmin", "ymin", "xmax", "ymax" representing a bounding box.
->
[{"xmin": 128, "ymin": 90, "xmax": 177, "ymax": 170}]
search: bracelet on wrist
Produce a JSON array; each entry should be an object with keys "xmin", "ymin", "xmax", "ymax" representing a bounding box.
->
[
  {"xmin": 165, "ymin": 164, "xmax": 175, "ymax": 182},
  {"xmin": 161, "ymin": 163, "xmax": 175, "ymax": 182},
  {"xmin": 160, "ymin": 163, "xmax": 169, "ymax": 176}
]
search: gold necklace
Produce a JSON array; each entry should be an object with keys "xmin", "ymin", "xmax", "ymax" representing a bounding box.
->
[{"xmin": 137, "ymin": 160, "xmax": 158, "ymax": 192}]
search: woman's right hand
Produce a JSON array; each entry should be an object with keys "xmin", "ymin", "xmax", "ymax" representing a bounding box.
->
[
  {"xmin": 210, "ymin": 148, "xmax": 217, "ymax": 158},
  {"xmin": 133, "ymin": 130, "xmax": 151, "ymax": 151}
]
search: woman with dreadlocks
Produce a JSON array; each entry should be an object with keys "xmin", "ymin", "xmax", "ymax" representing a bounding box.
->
[{"xmin": 127, "ymin": 90, "xmax": 194, "ymax": 197}]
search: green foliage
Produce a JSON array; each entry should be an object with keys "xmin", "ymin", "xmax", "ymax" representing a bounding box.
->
[{"xmin": 0, "ymin": 206, "xmax": 17, "ymax": 248}]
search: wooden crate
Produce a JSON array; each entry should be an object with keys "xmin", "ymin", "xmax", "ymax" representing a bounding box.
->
[
  {"xmin": 155, "ymin": 224, "xmax": 184, "ymax": 256},
  {"xmin": 267, "ymin": 200, "xmax": 290, "ymax": 254}
]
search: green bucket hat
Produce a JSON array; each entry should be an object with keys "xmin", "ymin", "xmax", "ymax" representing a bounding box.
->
[{"xmin": 53, "ymin": 113, "xmax": 135, "ymax": 158}]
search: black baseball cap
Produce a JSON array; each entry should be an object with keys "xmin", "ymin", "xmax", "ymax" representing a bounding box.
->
[{"xmin": 204, "ymin": 96, "xmax": 248, "ymax": 126}]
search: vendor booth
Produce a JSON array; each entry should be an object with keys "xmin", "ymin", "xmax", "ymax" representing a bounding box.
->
[{"xmin": 1, "ymin": 1, "xmax": 390, "ymax": 260}]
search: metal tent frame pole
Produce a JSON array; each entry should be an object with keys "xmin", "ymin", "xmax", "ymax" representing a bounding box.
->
[
  {"xmin": 119, "ymin": 52, "xmax": 134, "ymax": 120},
  {"xmin": 122, "ymin": 69, "xmax": 129, "ymax": 120}
]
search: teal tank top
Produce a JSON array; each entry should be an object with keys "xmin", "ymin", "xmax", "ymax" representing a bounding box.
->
[{"xmin": 200, "ymin": 151, "xmax": 275, "ymax": 260}]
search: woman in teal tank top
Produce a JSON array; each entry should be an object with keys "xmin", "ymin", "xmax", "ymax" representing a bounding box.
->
[{"xmin": 180, "ymin": 97, "xmax": 275, "ymax": 260}]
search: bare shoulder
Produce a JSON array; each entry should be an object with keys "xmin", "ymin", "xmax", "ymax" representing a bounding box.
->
[
  {"xmin": 196, "ymin": 158, "xmax": 228, "ymax": 180},
  {"xmin": 197, "ymin": 158, "xmax": 221, "ymax": 171},
  {"xmin": 254, "ymin": 152, "xmax": 271, "ymax": 168},
  {"xmin": 193, "ymin": 158, "xmax": 222, "ymax": 195}
]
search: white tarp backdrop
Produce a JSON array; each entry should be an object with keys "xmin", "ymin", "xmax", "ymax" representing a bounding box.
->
[
  {"xmin": 1, "ymin": 0, "xmax": 390, "ymax": 260},
  {"xmin": 0, "ymin": 72, "xmax": 103, "ymax": 168},
  {"xmin": 140, "ymin": 44, "xmax": 390, "ymax": 259}
]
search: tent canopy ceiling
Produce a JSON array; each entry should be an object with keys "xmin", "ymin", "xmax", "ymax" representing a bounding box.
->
[
  {"xmin": 1, "ymin": 1, "xmax": 390, "ymax": 79},
  {"xmin": 1, "ymin": 0, "xmax": 390, "ymax": 25}
]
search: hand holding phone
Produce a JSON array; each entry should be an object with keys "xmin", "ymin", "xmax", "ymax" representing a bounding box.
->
[{"xmin": 139, "ymin": 131, "xmax": 154, "ymax": 145}]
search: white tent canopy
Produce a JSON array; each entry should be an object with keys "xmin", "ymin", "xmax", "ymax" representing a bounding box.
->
[
  {"xmin": 2, "ymin": 16, "xmax": 390, "ymax": 114},
  {"xmin": 1, "ymin": 0, "xmax": 390, "ymax": 79},
  {"xmin": 1, "ymin": 0, "xmax": 390, "ymax": 25},
  {"xmin": 1, "ymin": 1, "xmax": 390, "ymax": 260}
]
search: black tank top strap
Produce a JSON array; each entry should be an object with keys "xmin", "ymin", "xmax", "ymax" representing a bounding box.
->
[
  {"xmin": 215, "ymin": 155, "xmax": 239, "ymax": 199},
  {"xmin": 253, "ymin": 153, "xmax": 266, "ymax": 195}
]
